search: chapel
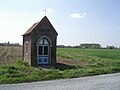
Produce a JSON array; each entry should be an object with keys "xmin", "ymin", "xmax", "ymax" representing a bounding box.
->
[{"xmin": 22, "ymin": 16, "xmax": 58, "ymax": 66}]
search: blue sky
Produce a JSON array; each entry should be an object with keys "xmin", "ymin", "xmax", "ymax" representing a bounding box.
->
[{"xmin": 0, "ymin": 0, "xmax": 120, "ymax": 47}]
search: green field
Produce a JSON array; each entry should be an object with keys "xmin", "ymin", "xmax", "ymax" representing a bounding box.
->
[
  {"xmin": 57, "ymin": 48, "xmax": 120, "ymax": 72},
  {"xmin": 57, "ymin": 48, "xmax": 120, "ymax": 60},
  {"xmin": 0, "ymin": 47, "xmax": 120, "ymax": 84}
]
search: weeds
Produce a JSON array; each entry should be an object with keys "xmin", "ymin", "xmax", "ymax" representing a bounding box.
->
[{"xmin": 0, "ymin": 48, "xmax": 120, "ymax": 84}]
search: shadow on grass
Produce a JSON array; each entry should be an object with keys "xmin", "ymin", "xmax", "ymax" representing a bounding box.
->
[{"xmin": 56, "ymin": 63, "xmax": 77, "ymax": 70}]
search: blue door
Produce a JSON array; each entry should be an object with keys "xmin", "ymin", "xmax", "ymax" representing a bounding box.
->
[{"xmin": 37, "ymin": 38, "xmax": 49, "ymax": 65}]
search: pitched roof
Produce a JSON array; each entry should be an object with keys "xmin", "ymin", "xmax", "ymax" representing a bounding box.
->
[
  {"xmin": 22, "ymin": 22, "xmax": 39, "ymax": 36},
  {"xmin": 22, "ymin": 16, "xmax": 58, "ymax": 36}
]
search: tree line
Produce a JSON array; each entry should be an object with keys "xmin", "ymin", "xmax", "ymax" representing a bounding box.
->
[{"xmin": 57, "ymin": 43, "xmax": 120, "ymax": 49}]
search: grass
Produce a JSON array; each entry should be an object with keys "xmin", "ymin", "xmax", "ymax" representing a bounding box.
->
[
  {"xmin": 0, "ymin": 60, "xmax": 65, "ymax": 84},
  {"xmin": 0, "ymin": 48, "xmax": 120, "ymax": 84},
  {"xmin": 56, "ymin": 48, "xmax": 120, "ymax": 76},
  {"xmin": 57, "ymin": 48, "xmax": 120, "ymax": 67},
  {"xmin": 57, "ymin": 48, "xmax": 120, "ymax": 60}
]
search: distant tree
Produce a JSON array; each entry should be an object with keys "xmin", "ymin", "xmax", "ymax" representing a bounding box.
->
[
  {"xmin": 80, "ymin": 43, "xmax": 101, "ymax": 49},
  {"xmin": 8, "ymin": 41, "xmax": 10, "ymax": 45},
  {"xmin": 73, "ymin": 45, "xmax": 80, "ymax": 48},
  {"xmin": 107, "ymin": 45, "xmax": 115, "ymax": 49},
  {"xmin": 67, "ymin": 45, "xmax": 72, "ymax": 48},
  {"xmin": 57, "ymin": 45, "xmax": 65, "ymax": 48}
]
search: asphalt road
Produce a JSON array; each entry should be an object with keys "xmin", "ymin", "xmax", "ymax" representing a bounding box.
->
[{"xmin": 0, "ymin": 73, "xmax": 120, "ymax": 90}]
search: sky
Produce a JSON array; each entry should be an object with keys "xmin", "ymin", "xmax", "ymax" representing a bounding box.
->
[{"xmin": 0, "ymin": 0, "xmax": 120, "ymax": 47}]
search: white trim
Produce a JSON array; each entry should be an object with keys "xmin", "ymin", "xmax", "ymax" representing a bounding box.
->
[{"xmin": 36, "ymin": 36, "xmax": 52, "ymax": 47}]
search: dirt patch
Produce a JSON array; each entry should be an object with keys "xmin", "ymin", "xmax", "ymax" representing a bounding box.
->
[
  {"xmin": 57, "ymin": 57, "xmax": 88, "ymax": 66},
  {"xmin": 0, "ymin": 46, "xmax": 22, "ymax": 66}
]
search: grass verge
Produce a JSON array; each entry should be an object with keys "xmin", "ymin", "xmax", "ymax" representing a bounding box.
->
[
  {"xmin": 0, "ymin": 60, "xmax": 120, "ymax": 84},
  {"xmin": 0, "ymin": 48, "xmax": 120, "ymax": 84}
]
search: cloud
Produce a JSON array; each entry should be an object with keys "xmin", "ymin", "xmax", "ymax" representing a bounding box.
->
[
  {"xmin": 83, "ymin": 13, "xmax": 87, "ymax": 16},
  {"xmin": 70, "ymin": 13, "xmax": 83, "ymax": 19},
  {"xmin": 3, "ymin": 10, "xmax": 8, "ymax": 14},
  {"xmin": 69, "ymin": 12, "xmax": 87, "ymax": 19},
  {"xmin": 46, "ymin": 8, "xmax": 55, "ymax": 12},
  {"xmin": 117, "ymin": 26, "xmax": 120, "ymax": 29}
]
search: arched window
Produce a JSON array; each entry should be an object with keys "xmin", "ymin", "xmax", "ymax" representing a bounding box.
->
[
  {"xmin": 38, "ymin": 38, "xmax": 49, "ymax": 45},
  {"xmin": 37, "ymin": 37, "xmax": 51, "ymax": 64},
  {"xmin": 38, "ymin": 38, "xmax": 49, "ymax": 55}
]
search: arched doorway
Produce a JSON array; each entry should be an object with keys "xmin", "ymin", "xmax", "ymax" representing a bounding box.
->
[{"xmin": 37, "ymin": 36, "xmax": 51, "ymax": 65}]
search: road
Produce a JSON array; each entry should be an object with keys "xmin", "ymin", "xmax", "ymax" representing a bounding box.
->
[{"xmin": 0, "ymin": 73, "xmax": 120, "ymax": 90}]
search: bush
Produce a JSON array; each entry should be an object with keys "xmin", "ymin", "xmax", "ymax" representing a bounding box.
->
[{"xmin": 15, "ymin": 60, "xmax": 29, "ymax": 67}]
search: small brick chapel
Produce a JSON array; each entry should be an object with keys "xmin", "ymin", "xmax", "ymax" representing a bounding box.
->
[{"xmin": 22, "ymin": 16, "xmax": 58, "ymax": 66}]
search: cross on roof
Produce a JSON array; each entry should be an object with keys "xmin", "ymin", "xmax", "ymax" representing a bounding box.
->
[{"xmin": 43, "ymin": 8, "xmax": 47, "ymax": 16}]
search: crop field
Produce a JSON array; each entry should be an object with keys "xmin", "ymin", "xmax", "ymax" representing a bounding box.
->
[
  {"xmin": 57, "ymin": 48, "xmax": 120, "ymax": 71},
  {"xmin": 0, "ymin": 47, "xmax": 120, "ymax": 84},
  {"xmin": 0, "ymin": 46, "xmax": 22, "ymax": 66}
]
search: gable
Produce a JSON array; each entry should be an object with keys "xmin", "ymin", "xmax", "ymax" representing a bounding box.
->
[
  {"xmin": 39, "ymin": 18, "xmax": 51, "ymax": 29},
  {"xmin": 22, "ymin": 16, "xmax": 58, "ymax": 36}
]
